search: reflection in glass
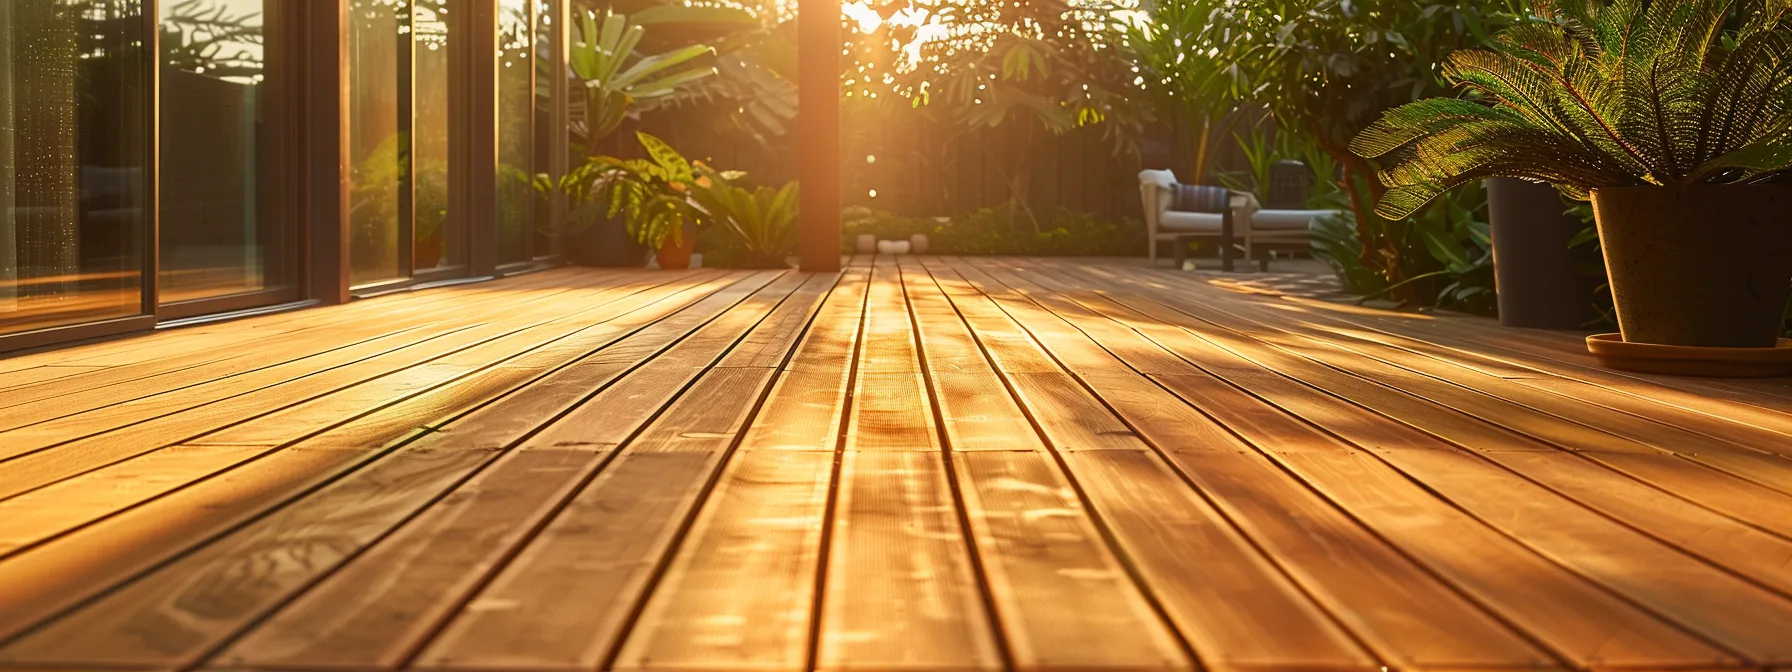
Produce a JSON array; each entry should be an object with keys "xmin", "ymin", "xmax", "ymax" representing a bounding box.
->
[
  {"xmin": 414, "ymin": 0, "xmax": 452, "ymax": 270},
  {"xmin": 532, "ymin": 0, "xmax": 555, "ymax": 258},
  {"xmin": 2, "ymin": 0, "xmax": 148, "ymax": 337},
  {"xmin": 496, "ymin": 0, "xmax": 534, "ymax": 264},
  {"xmin": 158, "ymin": 0, "xmax": 291, "ymax": 303},
  {"xmin": 348, "ymin": 0, "xmax": 404, "ymax": 285}
]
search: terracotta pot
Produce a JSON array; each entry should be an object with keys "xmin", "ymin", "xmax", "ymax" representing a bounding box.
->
[
  {"xmin": 1591, "ymin": 184, "xmax": 1792, "ymax": 347},
  {"xmin": 414, "ymin": 234, "xmax": 442, "ymax": 269},
  {"xmin": 655, "ymin": 223, "xmax": 697, "ymax": 270}
]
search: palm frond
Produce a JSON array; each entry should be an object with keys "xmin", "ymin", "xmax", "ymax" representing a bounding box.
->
[{"xmin": 1355, "ymin": 0, "xmax": 1792, "ymax": 216}]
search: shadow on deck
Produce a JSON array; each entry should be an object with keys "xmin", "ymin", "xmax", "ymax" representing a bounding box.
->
[{"xmin": 1, "ymin": 256, "xmax": 1790, "ymax": 670}]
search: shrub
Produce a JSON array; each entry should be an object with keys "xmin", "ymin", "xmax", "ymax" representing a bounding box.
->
[{"xmin": 841, "ymin": 205, "xmax": 1144, "ymax": 257}]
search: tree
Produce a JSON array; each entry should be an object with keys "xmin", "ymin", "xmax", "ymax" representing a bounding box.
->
[
  {"xmin": 1229, "ymin": 0, "xmax": 1525, "ymax": 298},
  {"xmin": 848, "ymin": 0, "xmax": 1149, "ymax": 228},
  {"xmin": 1117, "ymin": 0, "xmax": 1264, "ymax": 184}
]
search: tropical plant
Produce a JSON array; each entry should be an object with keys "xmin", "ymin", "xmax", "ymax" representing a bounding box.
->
[
  {"xmin": 630, "ymin": 1, "xmax": 798, "ymax": 145},
  {"xmin": 1228, "ymin": 0, "xmax": 1525, "ymax": 299},
  {"xmin": 561, "ymin": 132, "xmax": 703, "ymax": 250},
  {"xmin": 1311, "ymin": 182, "xmax": 1497, "ymax": 314},
  {"xmin": 856, "ymin": 0, "xmax": 1147, "ymax": 229},
  {"xmin": 1218, "ymin": 122, "xmax": 1300, "ymax": 194},
  {"xmin": 686, "ymin": 167, "xmax": 799, "ymax": 267},
  {"xmin": 569, "ymin": 10, "xmax": 717, "ymax": 154},
  {"xmin": 1351, "ymin": 0, "xmax": 1792, "ymax": 220},
  {"xmin": 1118, "ymin": 0, "xmax": 1264, "ymax": 184}
]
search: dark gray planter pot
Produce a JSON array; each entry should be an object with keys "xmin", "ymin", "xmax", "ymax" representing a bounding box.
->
[
  {"xmin": 1591, "ymin": 183, "xmax": 1792, "ymax": 347},
  {"xmin": 567, "ymin": 217, "xmax": 647, "ymax": 267},
  {"xmin": 1486, "ymin": 178, "xmax": 1599, "ymax": 329}
]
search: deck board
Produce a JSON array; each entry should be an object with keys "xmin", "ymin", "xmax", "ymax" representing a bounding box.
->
[{"xmin": 3, "ymin": 259, "xmax": 1790, "ymax": 671}]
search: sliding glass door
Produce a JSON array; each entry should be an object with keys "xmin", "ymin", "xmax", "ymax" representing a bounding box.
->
[
  {"xmin": 157, "ymin": 0, "xmax": 298, "ymax": 313},
  {"xmin": 495, "ymin": 0, "xmax": 534, "ymax": 265},
  {"xmin": 415, "ymin": 0, "xmax": 457, "ymax": 274},
  {"xmin": 347, "ymin": 0, "xmax": 460, "ymax": 290},
  {"xmin": 3, "ymin": 0, "xmax": 568, "ymax": 351},
  {"xmin": 348, "ymin": 0, "xmax": 407, "ymax": 286},
  {"xmin": 1, "ymin": 0, "xmax": 150, "ymax": 338}
]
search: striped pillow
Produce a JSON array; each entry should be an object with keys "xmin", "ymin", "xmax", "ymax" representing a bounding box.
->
[{"xmin": 1169, "ymin": 184, "xmax": 1230, "ymax": 213}]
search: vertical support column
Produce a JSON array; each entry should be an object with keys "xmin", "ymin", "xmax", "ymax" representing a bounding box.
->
[
  {"xmin": 797, "ymin": 0, "xmax": 841, "ymax": 273},
  {"xmin": 143, "ymin": 0, "xmax": 161, "ymax": 315},
  {"xmin": 306, "ymin": 0, "xmax": 351, "ymax": 304},
  {"xmin": 456, "ymin": 0, "xmax": 500, "ymax": 277}
]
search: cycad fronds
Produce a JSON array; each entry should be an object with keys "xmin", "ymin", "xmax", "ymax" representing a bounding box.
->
[{"xmin": 1355, "ymin": 0, "xmax": 1792, "ymax": 220}]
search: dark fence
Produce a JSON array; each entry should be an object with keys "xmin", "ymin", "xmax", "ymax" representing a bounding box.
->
[{"xmin": 589, "ymin": 100, "xmax": 1262, "ymax": 225}]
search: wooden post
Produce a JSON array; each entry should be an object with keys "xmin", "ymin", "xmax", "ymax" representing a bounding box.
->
[
  {"xmin": 796, "ymin": 0, "xmax": 841, "ymax": 272},
  {"xmin": 306, "ymin": 0, "xmax": 351, "ymax": 304},
  {"xmin": 456, "ymin": 0, "xmax": 500, "ymax": 278}
]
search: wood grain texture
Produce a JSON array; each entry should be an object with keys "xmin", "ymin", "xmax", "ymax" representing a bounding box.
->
[
  {"xmin": 923, "ymin": 259, "xmax": 1378, "ymax": 669},
  {"xmin": 610, "ymin": 269, "xmax": 870, "ymax": 670},
  {"xmin": 0, "ymin": 273, "xmax": 721, "ymax": 522},
  {"xmin": 6, "ymin": 261, "xmax": 1792, "ymax": 671},
  {"xmin": 938, "ymin": 259, "xmax": 1556, "ymax": 669},
  {"xmin": 414, "ymin": 276, "xmax": 825, "ymax": 670},
  {"xmin": 0, "ymin": 270, "xmax": 601, "ymax": 426},
  {"xmin": 211, "ymin": 272, "xmax": 796, "ymax": 669},
  {"xmin": 0, "ymin": 271, "xmax": 741, "ymax": 655},
  {"xmin": 1029, "ymin": 261, "xmax": 1783, "ymax": 665},
  {"xmin": 900, "ymin": 260, "xmax": 1191, "ymax": 669},
  {"xmin": 611, "ymin": 450, "xmax": 837, "ymax": 671}
]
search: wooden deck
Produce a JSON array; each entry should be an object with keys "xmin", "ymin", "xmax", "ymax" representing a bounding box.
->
[{"xmin": 3, "ymin": 256, "xmax": 1792, "ymax": 671}]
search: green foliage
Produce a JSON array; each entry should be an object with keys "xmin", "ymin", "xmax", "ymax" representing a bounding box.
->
[
  {"xmin": 848, "ymin": 0, "xmax": 1148, "ymax": 229},
  {"xmin": 568, "ymin": 10, "xmax": 716, "ymax": 151},
  {"xmin": 1353, "ymin": 0, "xmax": 1792, "ymax": 219},
  {"xmin": 560, "ymin": 132, "xmax": 703, "ymax": 250},
  {"xmin": 1224, "ymin": 0, "xmax": 1524, "ymax": 301},
  {"xmin": 841, "ymin": 206, "xmax": 1144, "ymax": 257},
  {"xmin": 686, "ymin": 166, "xmax": 799, "ymax": 267},
  {"xmin": 349, "ymin": 133, "xmax": 423, "ymax": 245},
  {"xmin": 1311, "ymin": 181, "xmax": 1497, "ymax": 314},
  {"xmin": 892, "ymin": 0, "xmax": 1143, "ymax": 142},
  {"xmin": 1218, "ymin": 122, "xmax": 1303, "ymax": 194},
  {"xmin": 1309, "ymin": 211, "xmax": 1383, "ymax": 294},
  {"xmin": 632, "ymin": 2, "xmax": 798, "ymax": 146},
  {"xmin": 1118, "ymin": 0, "xmax": 1266, "ymax": 183}
]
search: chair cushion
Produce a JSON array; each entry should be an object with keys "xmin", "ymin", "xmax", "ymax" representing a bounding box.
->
[
  {"xmin": 1251, "ymin": 209, "xmax": 1337, "ymax": 231},
  {"xmin": 1158, "ymin": 210, "xmax": 1226, "ymax": 233},
  {"xmin": 1169, "ymin": 184, "xmax": 1230, "ymax": 213},
  {"xmin": 1137, "ymin": 169, "xmax": 1179, "ymax": 191}
]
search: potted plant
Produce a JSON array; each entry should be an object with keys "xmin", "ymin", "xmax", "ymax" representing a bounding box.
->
[
  {"xmin": 557, "ymin": 9, "xmax": 715, "ymax": 267},
  {"xmin": 563, "ymin": 132, "xmax": 704, "ymax": 270},
  {"xmin": 1351, "ymin": 1, "xmax": 1792, "ymax": 351},
  {"xmin": 414, "ymin": 159, "xmax": 449, "ymax": 269},
  {"xmin": 687, "ymin": 165, "xmax": 799, "ymax": 268}
]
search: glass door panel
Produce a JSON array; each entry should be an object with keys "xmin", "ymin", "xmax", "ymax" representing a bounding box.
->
[
  {"xmin": 496, "ymin": 0, "xmax": 534, "ymax": 265},
  {"xmin": 414, "ymin": 0, "xmax": 453, "ymax": 271},
  {"xmin": 348, "ymin": 0, "xmax": 405, "ymax": 286},
  {"xmin": 1, "ymin": 0, "xmax": 149, "ymax": 337},
  {"xmin": 157, "ymin": 0, "xmax": 294, "ymax": 305}
]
